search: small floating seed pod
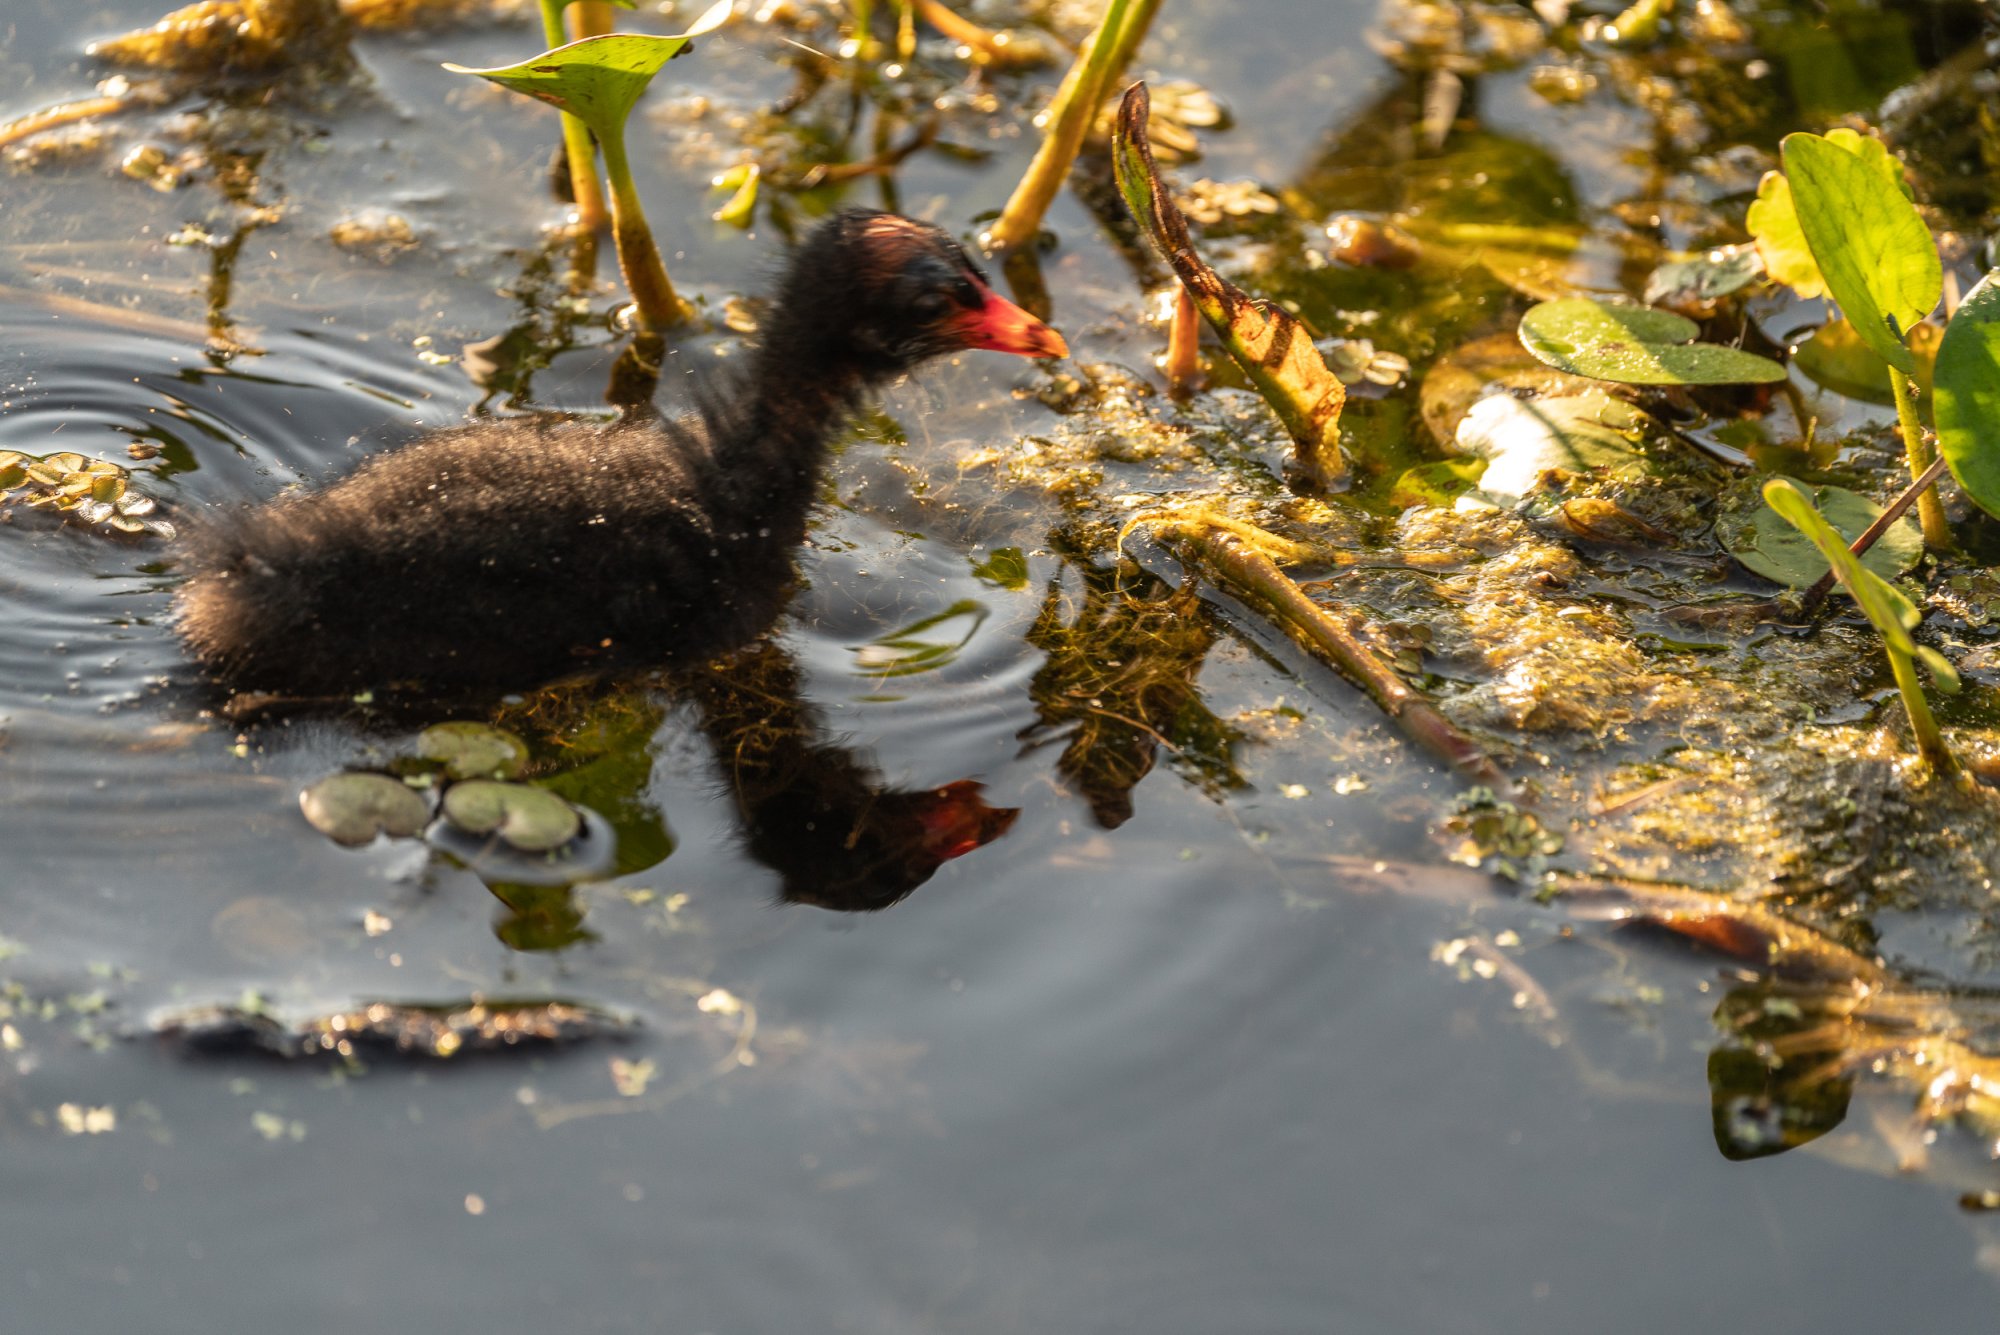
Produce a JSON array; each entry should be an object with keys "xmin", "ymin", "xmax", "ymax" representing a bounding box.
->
[{"xmin": 1324, "ymin": 215, "xmax": 1421, "ymax": 270}]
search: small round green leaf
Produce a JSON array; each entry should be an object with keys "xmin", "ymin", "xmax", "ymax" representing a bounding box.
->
[
  {"xmin": 1935, "ymin": 270, "xmax": 2000, "ymax": 519},
  {"xmin": 441, "ymin": 780, "xmax": 583, "ymax": 853},
  {"xmin": 1715, "ymin": 477, "xmax": 1923, "ymax": 589},
  {"xmin": 301, "ymin": 773, "xmax": 429, "ymax": 847},
  {"xmin": 417, "ymin": 721, "xmax": 530, "ymax": 780},
  {"xmin": 1518, "ymin": 298, "xmax": 1787, "ymax": 385}
]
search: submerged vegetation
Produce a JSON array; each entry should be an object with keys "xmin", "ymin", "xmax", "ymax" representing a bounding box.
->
[{"xmin": 8, "ymin": 0, "xmax": 2000, "ymax": 1207}]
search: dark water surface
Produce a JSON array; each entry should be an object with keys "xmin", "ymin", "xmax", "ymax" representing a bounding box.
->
[{"xmin": 3, "ymin": 1, "xmax": 1996, "ymax": 1330}]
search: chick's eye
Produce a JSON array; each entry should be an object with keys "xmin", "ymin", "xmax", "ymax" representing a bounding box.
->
[{"xmin": 909, "ymin": 291, "xmax": 953, "ymax": 320}]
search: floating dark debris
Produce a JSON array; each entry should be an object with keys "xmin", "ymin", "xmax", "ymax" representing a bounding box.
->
[{"xmin": 152, "ymin": 998, "xmax": 636, "ymax": 1061}]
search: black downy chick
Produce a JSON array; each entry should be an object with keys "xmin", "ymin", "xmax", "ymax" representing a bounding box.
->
[{"xmin": 174, "ymin": 210, "xmax": 1066, "ymax": 695}]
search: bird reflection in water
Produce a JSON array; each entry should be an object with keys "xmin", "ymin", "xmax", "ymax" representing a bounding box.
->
[{"xmin": 481, "ymin": 641, "xmax": 1018, "ymax": 948}]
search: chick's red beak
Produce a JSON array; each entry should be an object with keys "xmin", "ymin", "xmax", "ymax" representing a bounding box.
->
[{"xmin": 955, "ymin": 286, "xmax": 1069, "ymax": 359}]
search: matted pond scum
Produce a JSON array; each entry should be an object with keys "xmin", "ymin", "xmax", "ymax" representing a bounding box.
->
[{"xmin": 5, "ymin": 0, "xmax": 2000, "ymax": 1328}]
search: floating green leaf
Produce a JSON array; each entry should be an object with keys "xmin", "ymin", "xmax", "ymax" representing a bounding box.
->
[
  {"xmin": 1113, "ymin": 81, "xmax": 1348, "ymax": 487},
  {"xmin": 1779, "ymin": 131, "xmax": 1940, "ymax": 374},
  {"xmin": 1761, "ymin": 479, "xmax": 1957, "ymax": 695},
  {"xmin": 442, "ymin": 780, "xmax": 584, "ymax": 854},
  {"xmin": 1455, "ymin": 391, "xmax": 1652, "ymax": 500},
  {"xmin": 1715, "ymin": 477, "xmax": 1923, "ymax": 589},
  {"xmin": 300, "ymin": 773, "xmax": 429, "ymax": 848},
  {"xmin": 417, "ymin": 722, "xmax": 530, "ymax": 781},
  {"xmin": 1642, "ymin": 243, "xmax": 1764, "ymax": 312},
  {"xmin": 1518, "ymin": 298, "xmax": 1786, "ymax": 385},
  {"xmin": 970, "ymin": 547, "xmax": 1030, "ymax": 591},
  {"xmin": 1934, "ymin": 270, "xmax": 2000, "ymax": 519}
]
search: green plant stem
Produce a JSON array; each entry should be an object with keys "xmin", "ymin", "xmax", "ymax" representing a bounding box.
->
[
  {"xmin": 540, "ymin": 0, "xmax": 608, "ymax": 232},
  {"xmin": 1890, "ymin": 363, "xmax": 1952, "ymax": 550},
  {"xmin": 849, "ymin": 0, "xmax": 879, "ymax": 59},
  {"xmin": 982, "ymin": 0, "xmax": 1133, "ymax": 253},
  {"xmin": 597, "ymin": 129, "xmax": 689, "ymax": 334},
  {"xmin": 1192, "ymin": 531, "xmax": 1505, "ymax": 785},
  {"xmin": 1097, "ymin": 0, "xmax": 1163, "ymax": 92},
  {"xmin": 1888, "ymin": 644, "xmax": 1957, "ymax": 775}
]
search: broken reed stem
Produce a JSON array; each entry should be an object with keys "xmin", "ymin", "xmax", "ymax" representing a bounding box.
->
[
  {"xmin": 1191, "ymin": 531, "xmax": 1505, "ymax": 785},
  {"xmin": 541, "ymin": 0, "xmax": 609, "ymax": 232},
  {"xmin": 1801, "ymin": 452, "xmax": 1949, "ymax": 613},
  {"xmin": 1889, "ymin": 363, "xmax": 1952, "ymax": 551},
  {"xmin": 1165, "ymin": 285, "xmax": 1201, "ymax": 393},
  {"xmin": 982, "ymin": 0, "xmax": 1134, "ymax": 253}
]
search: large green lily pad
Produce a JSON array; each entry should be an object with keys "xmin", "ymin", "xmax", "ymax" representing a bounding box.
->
[
  {"xmin": 1714, "ymin": 477, "xmax": 1924, "ymax": 589},
  {"xmin": 1518, "ymin": 299, "xmax": 1786, "ymax": 385}
]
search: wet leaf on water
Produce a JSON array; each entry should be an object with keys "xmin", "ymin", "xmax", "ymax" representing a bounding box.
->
[
  {"xmin": 1112, "ymin": 82, "xmax": 1348, "ymax": 488},
  {"xmin": 1778, "ymin": 130, "xmax": 1941, "ymax": 374},
  {"xmin": 1934, "ymin": 269, "xmax": 2000, "ymax": 519},
  {"xmin": 443, "ymin": 1, "xmax": 730, "ymax": 142},
  {"xmin": 1454, "ymin": 390, "xmax": 1653, "ymax": 500},
  {"xmin": 1642, "ymin": 243, "xmax": 1764, "ymax": 313},
  {"xmin": 299, "ymin": 772, "xmax": 429, "ymax": 847},
  {"xmin": 1389, "ymin": 458, "xmax": 1486, "ymax": 509},
  {"xmin": 417, "ymin": 721, "xmax": 531, "ymax": 780},
  {"xmin": 1792, "ymin": 317, "xmax": 1940, "ymax": 404},
  {"xmin": 1760, "ymin": 479, "xmax": 1955, "ymax": 691},
  {"xmin": 441, "ymin": 780, "xmax": 584, "ymax": 853},
  {"xmin": 1518, "ymin": 298, "xmax": 1786, "ymax": 385},
  {"xmin": 1715, "ymin": 477, "xmax": 1923, "ymax": 591},
  {"xmin": 970, "ymin": 547, "xmax": 1030, "ymax": 591}
]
